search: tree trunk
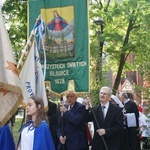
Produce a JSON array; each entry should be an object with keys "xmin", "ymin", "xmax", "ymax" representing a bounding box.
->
[
  {"xmin": 113, "ymin": 54, "xmax": 125, "ymax": 94},
  {"xmin": 113, "ymin": 18, "xmax": 134, "ymax": 94}
]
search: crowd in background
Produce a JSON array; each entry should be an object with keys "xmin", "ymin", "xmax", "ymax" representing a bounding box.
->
[{"xmin": 0, "ymin": 86, "xmax": 150, "ymax": 150}]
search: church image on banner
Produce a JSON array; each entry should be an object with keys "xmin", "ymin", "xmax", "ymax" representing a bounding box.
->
[{"xmin": 41, "ymin": 6, "xmax": 75, "ymax": 60}]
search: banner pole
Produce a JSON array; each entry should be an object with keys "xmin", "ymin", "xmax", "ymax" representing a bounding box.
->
[{"xmin": 17, "ymin": 15, "xmax": 41, "ymax": 70}]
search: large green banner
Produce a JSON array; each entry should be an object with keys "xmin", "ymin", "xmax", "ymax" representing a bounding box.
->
[{"xmin": 28, "ymin": 0, "xmax": 89, "ymax": 94}]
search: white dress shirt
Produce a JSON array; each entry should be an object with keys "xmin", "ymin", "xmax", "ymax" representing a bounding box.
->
[{"xmin": 101, "ymin": 102, "xmax": 109, "ymax": 118}]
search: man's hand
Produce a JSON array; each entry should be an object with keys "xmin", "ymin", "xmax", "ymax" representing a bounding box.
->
[
  {"xmin": 83, "ymin": 95, "xmax": 91, "ymax": 110},
  {"xmin": 60, "ymin": 105, "xmax": 67, "ymax": 113},
  {"xmin": 97, "ymin": 129, "xmax": 106, "ymax": 136},
  {"xmin": 59, "ymin": 136, "xmax": 66, "ymax": 144}
]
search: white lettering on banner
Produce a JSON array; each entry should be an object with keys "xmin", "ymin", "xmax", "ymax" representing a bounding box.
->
[
  {"xmin": 46, "ymin": 61, "xmax": 88, "ymax": 85},
  {"xmin": 26, "ymin": 82, "xmax": 34, "ymax": 96},
  {"xmin": 45, "ymin": 61, "xmax": 87, "ymax": 69},
  {"xmin": 67, "ymin": 61, "xmax": 86, "ymax": 68},
  {"xmin": 55, "ymin": 78, "xmax": 65, "ymax": 84},
  {"xmin": 50, "ymin": 70, "xmax": 69, "ymax": 76},
  {"xmin": 46, "ymin": 63, "xmax": 66, "ymax": 69}
]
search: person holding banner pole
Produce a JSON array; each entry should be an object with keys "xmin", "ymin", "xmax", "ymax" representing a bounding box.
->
[
  {"xmin": 84, "ymin": 86, "xmax": 124, "ymax": 150},
  {"xmin": 57, "ymin": 90, "xmax": 89, "ymax": 150}
]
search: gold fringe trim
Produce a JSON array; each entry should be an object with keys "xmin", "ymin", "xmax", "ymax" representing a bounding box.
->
[
  {"xmin": 0, "ymin": 82, "xmax": 22, "ymax": 95},
  {"xmin": 45, "ymin": 79, "xmax": 90, "ymax": 99},
  {"xmin": 0, "ymin": 94, "xmax": 23, "ymax": 126}
]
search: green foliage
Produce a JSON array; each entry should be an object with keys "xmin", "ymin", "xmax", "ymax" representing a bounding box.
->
[
  {"xmin": 90, "ymin": 0, "xmax": 150, "ymax": 100},
  {"xmin": 2, "ymin": 0, "xmax": 27, "ymax": 62},
  {"xmin": 89, "ymin": 88, "xmax": 99, "ymax": 105},
  {"xmin": 12, "ymin": 118, "xmax": 22, "ymax": 143}
]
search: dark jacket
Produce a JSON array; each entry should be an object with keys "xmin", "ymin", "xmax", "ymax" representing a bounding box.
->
[
  {"xmin": 57, "ymin": 101, "xmax": 88, "ymax": 150},
  {"xmin": 85, "ymin": 102, "xmax": 124, "ymax": 150},
  {"xmin": 124, "ymin": 100, "xmax": 141, "ymax": 150},
  {"xmin": 47, "ymin": 100, "xmax": 58, "ymax": 148}
]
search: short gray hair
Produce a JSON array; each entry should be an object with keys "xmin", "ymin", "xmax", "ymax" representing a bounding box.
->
[
  {"xmin": 100, "ymin": 86, "xmax": 112, "ymax": 96},
  {"xmin": 119, "ymin": 92, "xmax": 128, "ymax": 99}
]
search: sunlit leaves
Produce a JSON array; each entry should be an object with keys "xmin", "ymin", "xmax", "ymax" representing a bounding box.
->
[{"xmin": 2, "ymin": 0, "xmax": 27, "ymax": 62}]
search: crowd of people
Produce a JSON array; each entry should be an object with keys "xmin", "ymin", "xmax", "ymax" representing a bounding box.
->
[{"xmin": 0, "ymin": 86, "xmax": 150, "ymax": 150}]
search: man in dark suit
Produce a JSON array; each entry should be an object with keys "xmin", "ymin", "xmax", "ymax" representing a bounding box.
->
[
  {"xmin": 57, "ymin": 90, "xmax": 88, "ymax": 150},
  {"xmin": 119, "ymin": 92, "xmax": 141, "ymax": 150},
  {"xmin": 84, "ymin": 86, "xmax": 124, "ymax": 150},
  {"xmin": 46, "ymin": 88, "xmax": 58, "ymax": 149}
]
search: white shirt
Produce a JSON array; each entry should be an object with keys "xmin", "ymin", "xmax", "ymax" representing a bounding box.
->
[
  {"xmin": 123, "ymin": 98, "xmax": 130, "ymax": 105},
  {"xmin": 21, "ymin": 125, "xmax": 35, "ymax": 150},
  {"xmin": 141, "ymin": 113, "xmax": 150, "ymax": 137},
  {"xmin": 101, "ymin": 102, "xmax": 109, "ymax": 118}
]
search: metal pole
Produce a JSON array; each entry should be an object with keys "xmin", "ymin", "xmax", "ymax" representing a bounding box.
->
[
  {"xmin": 60, "ymin": 97, "xmax": 65, "ymax": 150},
  {"xmin": 97, "ymin": 30, "xmax": 102, "ymax": 83},
  {"xmin": 94, "ymin": 17, "xmax": 104, "ymax": 87},
  {"xmin": 17, "ymin": 15, "xmax": 41, "ymax": 70}
]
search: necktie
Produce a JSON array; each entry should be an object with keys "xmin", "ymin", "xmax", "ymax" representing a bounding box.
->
[
  {"xmin": 101, "ymin": 105, "xmax": 106, "ymax": 119},
  {"xmin": 68, "ymin": 105, "xmax": 72, "ymax": 110}
]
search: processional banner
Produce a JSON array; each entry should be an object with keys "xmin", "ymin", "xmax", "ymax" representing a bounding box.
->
[
  {"xmin": 0, "ymin": 8, "xmax": 23, "ymax": 126},
  {"xmin": 28, "ymin": 0, "xmax": 89, "ymax": 95},
  {"xmin": 19, "ymin": 36, "xmax": 47, "ymax": 107}
]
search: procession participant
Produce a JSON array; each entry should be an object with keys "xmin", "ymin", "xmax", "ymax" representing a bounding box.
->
[
  {"xmin": 57, "ymin": 90, "xmax": 89, "ymax": 150},
  {"xmin": 17, "ymin": 96, "xmax": 55, "ymax": 150},
  {"xmin": 84, "ymin": 86, "xmax": 124, "ymax": 150}
]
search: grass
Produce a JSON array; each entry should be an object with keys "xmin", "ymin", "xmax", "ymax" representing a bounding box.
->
[{"xmin": 12, "ymin": 118, "xmax": 23, "ymax": 143}]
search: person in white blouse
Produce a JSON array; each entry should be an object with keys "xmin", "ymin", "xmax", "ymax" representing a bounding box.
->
[
  {"xmin": 140, "ymin": 106, "xmax": 150, "ymax": 149},
  {"xmin": 17, "ymin": 96, "xmax": 55, "ymax": 150}
]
